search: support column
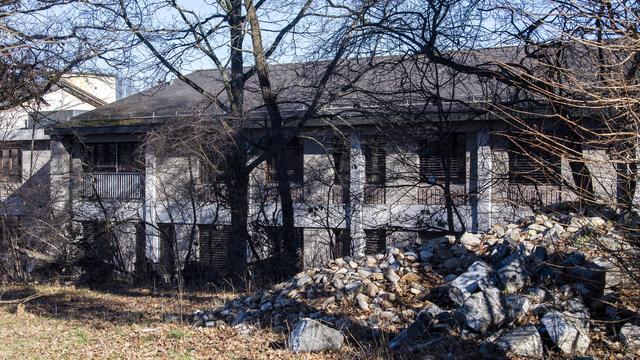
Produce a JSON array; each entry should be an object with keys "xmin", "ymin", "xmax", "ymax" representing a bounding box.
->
[
  {"xmin": 348, "ymin": 133, "xmax": 366, "ymax": 256},
  {"xmin": 144, "ymin": 147, "xmax": 159, "ymax": 263},
  {"xmin": 475, "ymin": 130, "xmax": 493, "ymax": 231},
  {"xmin": 50, "ymin": 139, "xmax": 72, "ymax": 219}
]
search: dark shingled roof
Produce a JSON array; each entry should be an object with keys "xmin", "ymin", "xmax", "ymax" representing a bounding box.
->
[{"xmin": 55, "ymin": 47, "xmax": 527, "ymax": 133}]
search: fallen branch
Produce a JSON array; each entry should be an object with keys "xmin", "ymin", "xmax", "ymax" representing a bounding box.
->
[{"xmin": 0, "ymin": 292, "xmax": 48, "ymax": 304}]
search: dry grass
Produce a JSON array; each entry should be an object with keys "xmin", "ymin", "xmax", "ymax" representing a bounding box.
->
[{"xmin": 0, "ymin": 284, "xmax": 371, "ymax": 360}]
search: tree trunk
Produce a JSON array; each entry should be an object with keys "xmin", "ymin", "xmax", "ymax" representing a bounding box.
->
[
  {"xmin": 245, "ymin": 0, "xmax": 299, "ymax": 276},
  {"xmin": 228, "ymin": 156, "xmax": 250, "ymax": 279}
]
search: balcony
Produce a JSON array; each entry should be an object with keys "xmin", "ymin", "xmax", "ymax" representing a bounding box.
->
[
  {"xmin": 417, "ymin": 185, "xmax": 468, "ymax": 206},
  {"xmin": 501, "ymin": 184, "xmax": 563, "ymax": 207},
  {"xmin": 364, "ymin": 184, "xmax": 386, "ymax": 204},
  {"xmin": 80, "ymin": 172, "xmax": 145, "ymax": 200}
]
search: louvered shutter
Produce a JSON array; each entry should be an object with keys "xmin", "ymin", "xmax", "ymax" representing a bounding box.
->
[
  {"xmin": 364, "ymin": 137, "xmax": 386, "ymax": 184},
  {"xmin": 199, "ymin": 225, "xmax": 230, "ymax": 273},
  {"xmin": 364, "ymin": 229, "xmax": 386, "ymax": 255}
]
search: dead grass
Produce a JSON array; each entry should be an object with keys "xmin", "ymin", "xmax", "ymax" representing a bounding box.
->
[{"xmin": 0, "ymin": 284, "xmax": 373, "ymax": 360}]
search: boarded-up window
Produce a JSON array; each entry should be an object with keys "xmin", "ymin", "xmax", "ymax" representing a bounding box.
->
[
  {"xmin": 83, "ymin": 142, "xmax": 143, "ymax": 172},
  {"xmin": 419, "ymin": 133, "xmax": 466, "ymax": 184},
  {"xmin": 198, "ymin": 225, "xmax": 230, "ymax": 273},
  {"xmin": 364, "ymin": 229, "xmax": 386, "ymax": 255},
  {"xmin": 0, "ymin": 148, "xmax": 22, "ymax": 182},
  {"xmin": 508, "ymin": 138, "xmax": 560, "ymax": 185},
  {"xmin": 363, "ymin": 136, "xmax": 386, "ymax": 185},
  {"xmin": 265, "ymin": 138, "xmax": 304, "ymax": 183},
  {"xmin": 158, "ymin": 223, "xmax": 176, "ymax": 275}
]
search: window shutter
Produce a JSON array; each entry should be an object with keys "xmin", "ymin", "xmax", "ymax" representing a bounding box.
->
[
  {"xmin": 508, "ymin": 137, "xmax": 560, "ymax": 184},
  {"xmin": 419, "ymin": 133, "xmax": 466, "ymax": 183},
  {"xmin": 199, "ymin": 225, "xmax": 230, "ymax": 273},
  {"xmin": 364, "ymin": 229, "xmax": 386, "ymax": 255},
  {"xmin": 364, "ymin": 137, "xmax": 386, "ymax": 184}
]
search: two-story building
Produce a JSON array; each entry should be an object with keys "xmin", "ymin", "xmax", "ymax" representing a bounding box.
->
[{"xmin": 46, "ymin": 63, "xmax": 619, "ymax": 279}]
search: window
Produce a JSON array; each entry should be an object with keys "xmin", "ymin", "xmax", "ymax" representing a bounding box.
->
[
  {"xmin": 508, "ymin": 138, "xmax": 560, "ymax": 185},
  {"xmin": 332, "ymin": 137, "xmax": 350, "ymax": 184},
  {"xmin": 83, "ymin": 142, "xmax": 143, "ymax": 173},
  {"xmin": 0, "ymin": 148, "xmax": 22, "ymax": 182},
  {"xmin": 265, "ymin": 138, "xmax": 304, "ymax": 183},
  {"xmin": 364, "ymin": 229, "xmax": 386, "ymax": 255},
  {"xmin": 198, "ymin": 225, "xmax": 230, "ymax": 273},
  {"xmin": 419, "ymin": 133, "xmax": 466, "ymax": 184},
  {"xmin": 363, "ymin": 136, "xmax": 386, "ymax": 185}
]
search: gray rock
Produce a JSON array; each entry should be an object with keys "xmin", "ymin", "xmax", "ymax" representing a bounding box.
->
[
  {"xmin": 620, "ymin": 323, "xmax": 640, "ymax": 348},
  {"xmin": 448, "ymin": 261, "xmax": 494, "ymax": 305},
  {"xmin": 497, "ymin": 251, "xmax": 529, "ymax": 293},
  {"xmin": 443, "ymin": 257, "xmax": 463, "ymax": 272},
  {"xmin": 504, "ymin": 294, "xmax": 532, "ymax": 322},
  {"xmin": 460, "ymin": 232, "xmax": 481, "ymax": 249},
  {"xmin": 384, "ymin": 268, "xmax": 400, "ymax": 285},
  {"xmin": 495, "ymin": 325, "xmax": 543, "ymax": 358},
  {"xmin": 389, "ymin": 303, "xmax": 446, "ymax": 352},
  {"xmin": 541, "ymin": 310, "xmax": 590, "ymax": 354},
  {"xmin": 366, "ymin": 282, "xmax": 379, "ymax": 297},
  {"xmin": 344, "ymin": 281, "xmax": 363, "ymax": 295},
  {"xmin": 527, "ymin": 287, "xmax": 548, "ymax": 304},
  {"xmin": 456, "ymin": 285, "xmax": 505, "ymax": 333},
  {"xmin": 356, "ymin": 293, "xmax": 370, "ymax": 312},
  {"xmin": 295, "ymin": 274, "xmax": 312, "ymax": 287},
  {"xmin": 289, "ymin": 318, "xmax": 344, "ymax": 353}
]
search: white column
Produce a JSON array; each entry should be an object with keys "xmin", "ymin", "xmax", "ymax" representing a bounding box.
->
[
  {"xmin": 476, "ymin": 130, "xmax": 493, "ymax": 231},
  {"xmin": 348, "ymin": 133, "xmax": 366, "ymax": 256},
  {"xmin": 49, "ymin": 140, "xmax": 71, "ymax": 218},
  {"xmin": 144, "ymin": 147, "xmax": 159, "ymax": 262}
]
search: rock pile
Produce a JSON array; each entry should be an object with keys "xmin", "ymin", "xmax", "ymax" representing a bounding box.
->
[{"xmin": 194, "ymin": 212, "xmax": 638, "ymax": 357}]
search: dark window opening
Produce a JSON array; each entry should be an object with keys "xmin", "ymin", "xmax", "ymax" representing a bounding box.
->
[
  {"xmin": 332, "ymin": 228, "xmax": 351, "ymax": 258},
  {"xmin": 419, "ymin": 132, "xmax": 466, "ymax": 184},
  {"xmin": 508, "ymin": 137, "xmax": 560, "ymax": 185},
  {"xmin": 83, "ymin": 142, "xmax": 144, "ymax": 173},
  {"xmin": 364, "ymin": 229, "xmax": 386, "ymax": 255},
  {"xmin": 0, "ymin": 148, "xmax": 22, "ymax": 182},
  {"xmin": 199, "ymin": 158, "xmax": 227, "ymax": 201},
  {"xmin": 158, "ymin": 223, "xmax": 176, "ymax": 275},
  {"xmin": 363, "ymin": 136, "xmax": 386, "ymax": 185},
  {"xmin": 265, "ymin": 138, "xmax": 304, "ymax": 183},
  {"xmin": 134, "ymin": 222, "xmax": 147, "ymax": 275}
]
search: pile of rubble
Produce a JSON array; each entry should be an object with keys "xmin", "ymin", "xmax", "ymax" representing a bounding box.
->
[{"xmin": 194, "ymin": 213, "xmax": 640, "ymax": 357}]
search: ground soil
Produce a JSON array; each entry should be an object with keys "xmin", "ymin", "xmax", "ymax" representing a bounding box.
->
[{"xmin": 0, "ymin": 284, "xmax": 380, "ymax": 360}]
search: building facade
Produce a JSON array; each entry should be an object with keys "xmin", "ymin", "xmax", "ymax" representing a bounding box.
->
[{"xmin": 45, "ymin": 68, "xmax": 622, "ymax": 278}]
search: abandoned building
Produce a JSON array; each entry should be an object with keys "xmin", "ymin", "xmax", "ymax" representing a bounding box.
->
[
  {"xmin": 0, "ymin": 74, "xmax": 117, "ymax": 245},
  {"xmin": 38, "ymin": 59, "xmax": 623, "ymax": 279}
]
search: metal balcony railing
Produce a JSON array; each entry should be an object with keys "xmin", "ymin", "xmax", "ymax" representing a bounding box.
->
[
  {"xmin": 417, "ymin": 185, "xmax": 469, "ymax": 206},
  {"xmin": 80, "ymin": 172, "xmax": 145, "ymax": 200},
  {"xmin": 364, "ymin": 184, "xmax": 386, "ymax": 204},
  {"xmin": 503, "ymin": 184, "xmax": 562, "ymax": 206}
]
